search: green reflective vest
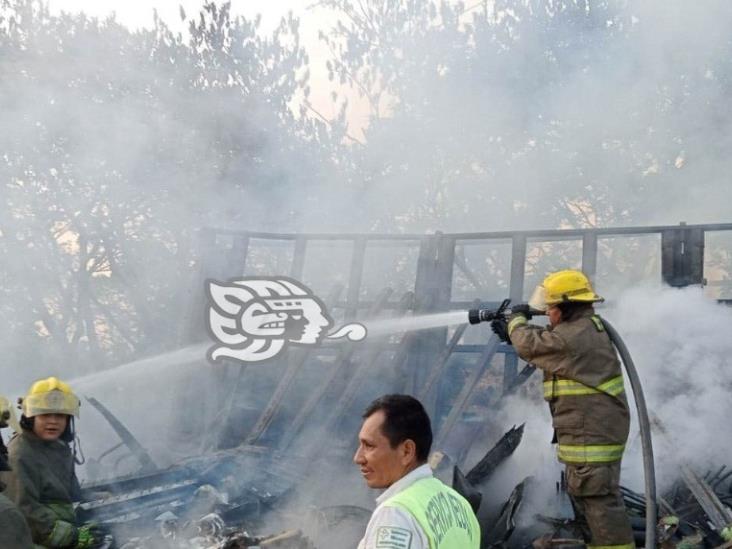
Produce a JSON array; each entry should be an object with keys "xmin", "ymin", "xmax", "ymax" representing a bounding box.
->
[{"xmin": 383, "ymin": 477, "xmax": 480, "ymax": 549}]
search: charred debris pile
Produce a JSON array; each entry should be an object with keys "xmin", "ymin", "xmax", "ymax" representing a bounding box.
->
[{"xmin": 79, "ymin": 411, "xmax": 732, "ymax": 548}]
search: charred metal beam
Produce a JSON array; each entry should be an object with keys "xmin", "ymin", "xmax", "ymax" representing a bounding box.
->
[
  {"xmin": 417, "ymin": 305, "xmax": 475, "ymax": 410},
  {"xmin": 504, "ymin": 364, "xmax": 537, "ymax": 396},
  {"xmin": 484, "ymin": 477, "xmax": 528, "ymax": 547},
  {"xmin": 453, "ymin": 247, "xmax": 485, "ymax": 293},
  {"xmin": 434, "ymin": 334, "xmax": 501, "ymax": 451},
  {"xmin": 84, "ymin": 396, "xmax": 157, "ymax": 475},
  {"xmin": 679, "ymin": 464, "xmax": 732, "ymax": 530},
  {"xmin": 244, "ymin": 285, "xmax": 344, "ymax": 446},
  {"xmin": 452, "ymin": 466, "xmax": 482, "ymax": 513},
  {"xmin": 79, "ymin": 478, "xmax": 199, "ymax": 523},
  {"xmin": 208, "ymin": 222, "xmax": 732, "ymax": 242},
  {"xmin": 466, "ymin": 424, "xmax": 525, "ymax": 486},
  {"xmin": 278, "ymin": 288, "xmax": 403, "ymax": 451},
  {"xmin": 654, "ymin": 416, "xmax": 732, "ymax": 531},
  {"xmin": 318, "ymin": 292, "xmax": 415, "ymax": 447}
]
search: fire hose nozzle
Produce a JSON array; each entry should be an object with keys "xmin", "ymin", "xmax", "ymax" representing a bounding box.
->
[
  {"xmin": 468, "ymin": 298, "xmax": 512, "ymax": 325},
  {"xmin": 468, "ymin": 299, "xmax": 544, "ymax": 325},
  {"xmin": 468, "ymin": 309, "xmax": 496, "ymax": 324}
]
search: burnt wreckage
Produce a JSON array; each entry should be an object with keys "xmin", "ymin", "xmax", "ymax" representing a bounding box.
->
[{"xmin": 78, "ymin": 222, "xmax": 732, "ymax": 548}]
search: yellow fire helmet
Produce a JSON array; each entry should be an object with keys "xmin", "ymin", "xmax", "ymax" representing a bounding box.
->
[
  {"xmin": 0, "ymin": 394, "xmax": 20, "ymax": 432},
  {"xmin": 22, "ymin": 376, "xmax": 80, "ymax": 418},
  {"xmin": 528, "ymin": 269, "xmax": 604, "ymax": 312}
]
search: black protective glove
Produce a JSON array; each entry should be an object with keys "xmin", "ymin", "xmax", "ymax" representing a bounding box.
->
[
  {"xmin": 491, "ymin": 318, "xmax": 511, "ymax": 344},
  {"xmin": 510, "ymin": 303, "xmax": 533, "ymax": 319}
]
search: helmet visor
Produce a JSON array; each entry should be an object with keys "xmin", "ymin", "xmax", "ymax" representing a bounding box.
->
[
  {"xmin": 23, "ymin": 390, "xmax": 79, "ymax": 418},
  {"xmin": 528, "ymin": 285, "xmax": 548, "ymax": 312}
]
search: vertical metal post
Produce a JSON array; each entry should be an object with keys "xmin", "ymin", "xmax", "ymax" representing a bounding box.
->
[
  {"xmin": 509, "ymin": 234, "xmax": 527, "ymax": 303},
  {"xmin": 290, "ymin": 236, "xmax": 307, "ymax": 279},
  {"xmin": 345, "ymin": 237, "xmax": 367, "ymax": 320},
  {"xmin": 407, "ymin": 234, "xmax": 454, "ymax": 395},
  {"xmin": 181, "ymin": 228, "xmax": 220, "ymax": 344},
  {"xmin": 436, "ymin": 235, "xmax": 456, "ymax": 309},
  {"xmin": 413, "ymin": 235, "xmax": 438, "ymax": 308},
  {"xmin": 503, "ymin": 234, "xmax": 527, "ymax": 390},
  {"xmin": 502, "ymin": 352, "xmax": 519, "ymax": 393},
  {"xmin": 582, "ymin": 232, "xmax": 598, "ymax": 282},
  {"xmin": 222, "ymin": 235, "xmax": 250, "ymax": 278},
  {"xmin": 662, "ymin": 224, "xmax": 705, "ymax": 287},
  {"xmin": 175, "ymin": 228, "xmax": 241, "ymax": 453}
]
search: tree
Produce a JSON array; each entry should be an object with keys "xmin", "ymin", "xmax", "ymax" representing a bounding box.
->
[
  {"xmin": 318, "ymin": 0, "xmax": 732, "ymax": 232},
  {"xmin": 0, "ymin": 1, "xmax": 336, "ymax": 377}
]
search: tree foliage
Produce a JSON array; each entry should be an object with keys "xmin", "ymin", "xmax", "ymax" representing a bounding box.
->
[
  {"xmin": 1, "ymin": 0, "xmax": 731, "ymax": 376},
  {"xmin": 321, "ymin": 0, "xmax": 732, "ymax": 231},
  {"xmin": 0, "ymin": 0, "xmax": 332, "ymax": 376}
]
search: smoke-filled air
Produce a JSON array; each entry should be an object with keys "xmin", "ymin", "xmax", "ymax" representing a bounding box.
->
[{"xmin": 1, "ymin": 0, "xmax": 732, "ymax": 547}]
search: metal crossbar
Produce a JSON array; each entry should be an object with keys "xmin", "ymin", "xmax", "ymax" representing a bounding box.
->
[{"xmin": 185, "ymin": 222, "xmax": 732, "ymax": 453}]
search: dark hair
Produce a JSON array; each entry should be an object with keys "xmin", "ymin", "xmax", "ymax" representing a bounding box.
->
[
  {"xmin": 556, "ymin": 301, "xmax": 594, "ymax": 322},
  {"xmin": 20, "ymin": 414, "xmax": 74, "ymax": 443},
  {"xmin": 363, "ymin": 394, "xmax": 432, "ymax": 463}
]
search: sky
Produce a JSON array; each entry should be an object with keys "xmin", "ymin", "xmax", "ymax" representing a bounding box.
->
[{"xmin": 47, "ymin": 0, "xmax": 316, "ymax": 32}]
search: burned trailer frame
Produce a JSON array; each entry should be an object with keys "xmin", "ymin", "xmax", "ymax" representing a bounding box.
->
[
  {"xmin": 73, "ymin": 222, "xmax": 732, "ymax": 546},
  {"xmin": 174, "ymin": 221, "xmax": 732, "ymax": 469}
]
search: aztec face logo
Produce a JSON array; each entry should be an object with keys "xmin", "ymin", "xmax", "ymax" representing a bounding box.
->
[{"xmin": 206, "ymin": 277, "xmax": 366, "ymax": 363}]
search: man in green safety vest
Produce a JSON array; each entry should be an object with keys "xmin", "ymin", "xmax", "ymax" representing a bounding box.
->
[
  {"xmin": 354, "ymin": 394, "xmax": 480, "ymax": 549},
  {"xmin": 491, "ymin": 270, "xmax": 634, "ymax": 549}
]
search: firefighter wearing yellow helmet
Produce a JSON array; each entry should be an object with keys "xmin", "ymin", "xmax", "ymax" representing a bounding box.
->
[
  {"xmin": 1, "ymin": 377, "xmax": 100, "ymax": 548},
  {"xmin": 492, "ymin": 270, "xmax": 634, "ymax": 549},
  {"xmin": 0, "ymin": 394, "xmax": 34, "ymax": 548}
]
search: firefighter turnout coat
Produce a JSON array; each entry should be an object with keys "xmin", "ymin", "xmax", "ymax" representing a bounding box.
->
[
  {"xmin": 1, "ymin": 430, "xmax": 82, "ymax": 547},
  {"xmin": 508, "ymin": 309, "xmax": 630, "ymax": 465},
  {"xmin": 0, "ymin": 491, "xmax": 34, "ymax": 548}
]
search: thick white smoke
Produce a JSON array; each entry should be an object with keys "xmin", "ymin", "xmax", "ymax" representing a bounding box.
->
[
  {"xmin": 2, "ymin": 1, "xmax": 732, "ymax": 546},
  {"xmin": 607, "ymin": 285, "xmax": 732, "ymax": 490}
]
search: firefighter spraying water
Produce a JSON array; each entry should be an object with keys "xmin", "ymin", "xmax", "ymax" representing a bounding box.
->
[{"xmin": 467, "ymin": 270, "xmax": 657, "ymax": 549}]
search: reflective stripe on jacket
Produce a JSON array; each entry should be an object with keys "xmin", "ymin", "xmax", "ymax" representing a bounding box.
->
[
  {"xmin": 509, "ymin": 309, "xmax": 630, "ymax": 465},
  {"xmin": 543, "ymin": 375, "xmax": 625, "ymax": 399},
  {"xmin": 383, "ymin": 477, "xmax": 480, "ymax": 549}
]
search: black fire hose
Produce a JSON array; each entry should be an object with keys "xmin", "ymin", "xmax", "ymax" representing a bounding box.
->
[{"xmin": 601, "ymin": 318, "xmax": 657, "ymax": 549}]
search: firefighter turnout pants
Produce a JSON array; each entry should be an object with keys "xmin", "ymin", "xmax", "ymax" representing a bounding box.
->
[{"xmin": 566, "ymin": 462, "xmax": 634, "ymax": 549}]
